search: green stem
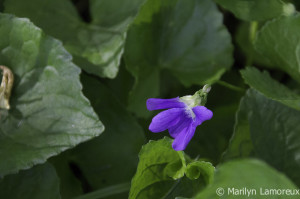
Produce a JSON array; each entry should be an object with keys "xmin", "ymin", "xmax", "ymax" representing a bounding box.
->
[
  {"xmin": 73, "ymin": 182, "xmax": 131, "ymax": 199},
  {"xmin": 246, "ymin": 21, "xmax": 258, "ymax": 66},
  {"xmin": 249, "ymin": 21, "xmax": 258, "ymax": 42},
  {"xmin": 216, "ymin": 81, "xmax": 245, "ymax": 92}
]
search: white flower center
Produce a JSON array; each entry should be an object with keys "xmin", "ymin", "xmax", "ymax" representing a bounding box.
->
[
  {"xmin": 180, "ymin": 95, "xmax": 201, "ymax": 108},
  {"xmin": 184, "ymin": 107, "xmax": 195, "ymax": 119}
]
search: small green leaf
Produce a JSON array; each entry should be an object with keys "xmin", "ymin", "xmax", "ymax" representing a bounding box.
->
[
  {"xmin": 0, "ymin": 13, "xmax": 103, "ymax": 176},
  {"xmin": 129, "ymin": 137, "xmax": 214, "ymax": 199},
  {"xmin": 241, "ymin": 67, "xmax": 300, "ymax": 111},
  {"xmin": 215, "ymin": 0, "xmax": 287, "ymax": 21},
  {"xmin": 194, "ymin": 159, "xmax": 298, "ymax": 199},
  {"xmin": 69, "ymin": 73, "xmax": 145, "ymax": 191},
  {"xmin": 125, "ymin": 0, "xmax": 233, "ymax": 117},
  {"xmin": 0, "ymin": 163, "xmax": 61, "ymax": 199},
  {"xmin": 4, "ymin": 0, "xmax": 146, "ymax": 78},
  {"xmin": 255, "ymin": 14, "xmax": 300, "ymax": 82},
  {"xmin": 186, "ymin": 161, "xmax": 214, "ymax": 184}
]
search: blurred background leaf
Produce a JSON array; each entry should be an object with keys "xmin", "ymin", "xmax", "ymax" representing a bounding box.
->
[
  {"xmin": 221, "ymin": 94, "xmax": 254, "ymax": 161},
  {"xmin": 125, "ymin": 0, "xmax": 233, "ymax": 118},
  {"xmin": 0, "ymin": 0, "xmax": 3, "ymax": 11},
  {"xmin": 61, "ymin": 73, "xmax": 146, "ymax": 198},
  {"xmin": 0, "ymin": 163, "xmax": 61, "ymax": 199},
  {"xmin": 214, "ymin": 0, "xmax": 286, "ymax": 21},
  {"xmin": 235, "ymin": 22, "xmax": 273, "ymax": 67},
  {"xmin": 255, "ymin": 15, "xmax": 300, "ymax": 83},
  {"xmin": 4, "ymin": 0, "xmax": 146, "ymax": 78},
  {"xmin": 50, "ymin": 153, "xmax": 83, "ymax": 199},
  {"xmin": 194, "ymin": 159, "xmax": 298, "ymax": 199}
]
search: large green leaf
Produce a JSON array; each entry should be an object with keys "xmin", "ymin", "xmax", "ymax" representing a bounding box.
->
[
  {"xmin": 214, "ymin": 0, "xmax": 287, "ymax": 21},
  {"xmin": 125, "ymin": 0, "xmax": 233, "ymax": 117},
  {"xmin": 241, "ymin": 67, "xmax": 300, "ymax": 111},
  {"xmin": 224, "ymin": 89, "xmax": 300, "ymax": 186},
  {"xmin": 129, "ymin": 137, "xmax": 214, "ymax": 199},
  {"xmin": 223, "ymin": 67, "xmax": 300, "ymax": 160},
  {"xmin": 194, "ymin": 159, "xmax": 298, "ymax": 199},
  {"xmin": 0, "ymin": 163, "xmax": 61, "ymax": 199},
  {"xmin": 246, "ymin": 89, "xmax": 300, "ymax": 186},
  {"xmin": 4, "ymin": 0, "xmax": 146, "ymax": 78},
  {"xmin": 0, "ymin": 13, "xmax": 103, "ymax": 176},
  {"xmin": 255, "ymin": 14, "xmax": 300, "ymax": 82},
  {"xmin": 69, "ymin": 73, "xmax": 145, "ymax": 192}
]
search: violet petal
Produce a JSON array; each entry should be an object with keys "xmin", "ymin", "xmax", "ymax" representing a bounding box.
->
[
  {"xmin": 168, "ymin": 116, "xmax": 193, "ymax": 138},
  {"xmin": 172, "ymin": 122, "xmax": 196, "ymax": 151},
  {"xmin": 146, "ymin": 97, "xmax": 185, "ymax": 110},
  {"xmin": 149, "ymin": 108, "xmax": 184, "ymax": 133},
  {"xmin": 192, "ymin": 106, "xmax": 213, "ymax": 125}
]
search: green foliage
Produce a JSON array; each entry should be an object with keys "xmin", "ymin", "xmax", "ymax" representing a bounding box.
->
[
  {"xmin": 129, "ymin": 138, "xmax": 214, "ymax": 199},
  {"xmin": 194, "ymin": 159, "xmax": 298, "ymax": 198},
  {"xmin": 241, "ymin": 67, "xmax": 300, "ymax": 110},
  {"xmin": 0, "ymin": 163, "xmax": 60, "ymax": 199},
  {"xmin": 50, "ymin": 153, "xmax": 83, "ymax": 199},
  {"xmin": 0, "ymin": 13, "xmax": 103, "ymax": 176},
  {"xmin": 222, "ymin": 94, "xmax": 253, "ymax": 161},
  {"xmin": 1, "ymin": 0, "xmax": 300, "ymax": 198},
  {"xmin": 69, "ymin": 74, "xmax": 145, "ymax": 190},
  {"xmin": 255, "ymin": 14, "xmax": 300, "ymax": 82},
  {"xmin": 186, "ymin": 76, "xmax": 244, "ymax": 164},
  {"xmin": 235, "ymin": 22, "xmax": 272, "ymax": 67},
  {"xmin": 4, "ymin": 0, "xmax": 145, "ymax": 78},
  {"xmin": 246, "ymin": 90, "xmax": 300, "ymax": 186},
  {"xmin": 215, "ymin": 0, "xmax": 286, "ymax": 21},
  {"xmin": 125, "ymin": 0, "xmax": 233, "ymax": 117},
  {"xmin": 225, "ymin": 89, "xmax": 300, "ymax": 186}
]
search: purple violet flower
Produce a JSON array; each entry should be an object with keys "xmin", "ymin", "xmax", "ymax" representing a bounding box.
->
[{"xmin": 146, "ymin": 85, "xmax": 213, "ymax": 151}]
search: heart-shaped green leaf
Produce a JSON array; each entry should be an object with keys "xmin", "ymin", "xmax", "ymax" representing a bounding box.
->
[
  {"xmin": 129, "ymin": 137, "xmax": 214, "ymax": 199},
  {"xmin": 0, "ymin": 13, "xmax": 103, "ymax": 176}
]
